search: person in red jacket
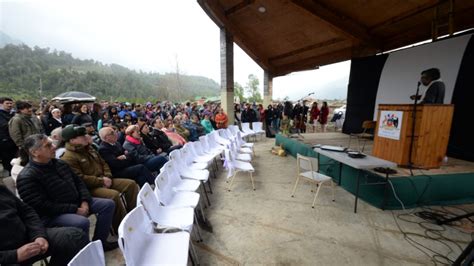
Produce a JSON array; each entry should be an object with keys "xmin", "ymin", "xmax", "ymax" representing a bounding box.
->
[
  {"xmin": 214, "ymin": 108, "xmax": 228, "ymax": 129},
  {"xmin": 309, "ymin": 102, "xmax": 320, "ymax": 132},
  {"xmin": 319, "ymin": 101, "xmax": 329, "ymax": 132}
]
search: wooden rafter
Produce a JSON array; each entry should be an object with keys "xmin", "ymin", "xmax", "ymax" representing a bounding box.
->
[
  {"xmin": 290, "ymin": 0, "xmax": 380, "ymax": 48},
  {"xmin": 225, "ymin": 0, "xmax": 255, "ymax": 16},
  {"xmin": 369, "ymin": 0, "xmax": 443, "ymax": 32},
  {"xmin": 197, "ymin": 0, "xmax": 273, "ymax": 72},
  {"xmin": 269, "ymin": 37, "xmax": 346, "ymax": 62}
]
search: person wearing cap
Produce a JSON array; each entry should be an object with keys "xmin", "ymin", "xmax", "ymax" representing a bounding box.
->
[
  {"xmin": 16, "ymin": 134, "xmax": 117, "ymax": 251},
  {"xmin": 60, "ymin": 124, "xmax": 138, "ymax": 233},
  {"xmin": 44, "ymin": 108, "xmax": 63, "ymax": 136}
]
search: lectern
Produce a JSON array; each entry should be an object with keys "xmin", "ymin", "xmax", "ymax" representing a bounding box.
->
[{"xmin": 372, "ymin": 104, "xmax": 454, "ymax": 169}]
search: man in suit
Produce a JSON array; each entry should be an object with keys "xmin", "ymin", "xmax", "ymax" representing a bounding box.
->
[{"xmin": 412, "ymin": 68, "xmax": 445, "ymax": 104}]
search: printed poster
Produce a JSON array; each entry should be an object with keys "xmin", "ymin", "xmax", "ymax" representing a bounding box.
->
[{"xmin": 378, "ymin": 111, "xmax": 403, "ymax": 140}]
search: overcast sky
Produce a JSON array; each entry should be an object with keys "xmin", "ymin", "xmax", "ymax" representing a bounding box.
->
[{"xmin": 0, "ymin": 0, "xmax": 350, "ymax": 100}]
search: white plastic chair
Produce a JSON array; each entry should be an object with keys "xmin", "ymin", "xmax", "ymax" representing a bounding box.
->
[
  {"xmin": 223, "ymin": 148, "xmax": 255, "ymax": 191},
  {"xmin": 252, "ymin": 122, "xmax": 265, "ymax": 140},
  {"xmin": 291, "ymin": 154, "xmax": 335, "ymax": 208},
  {"xmin": 155, "ymin": 170, "xmax": 207, "ymax": 221},
  {"xmin": 138, "ymin": 183, "xmax": 195, "ymax": 232},
  {"xmin": 118, "ymin": 205, "xmax": 190, "ymax": 266},
  {"xmin": 159, "ymin": 162, "xmax": 201, "ymax": 192},
  {"xmin": 241, "ymin": 122, "xmax": 257, "ymax": 141},
  {"xmin": 67, "ymin": 240, "xmax": 104, "ymax": 266}
]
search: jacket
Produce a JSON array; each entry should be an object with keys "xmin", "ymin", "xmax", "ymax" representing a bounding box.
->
[
  {"xmin": 61, "ymin": 143, "xmax": 112, "ymax": 189},
  {"xmin": 44, "ymin": 116, "xmax": 63, "ymax": 136},
  {"xmin": 0, "ymin": 185, "xmax": 47, "ymax": 264},
  {"xmin": 8, "ymin": 113, "xmax": 43, "ymax": 147},
  {"xmin": 16, "ymin": 159, "xmax": 91, "ymax": 218},
  {"xmin": 122, "ymin": 138, "xmax": 154, "ymax": 164},
  {"xmin": 149, "ymin": 128, "xmax": 172, "ymax": 151},
  {"xmin": 98, "ymin": 141, "xmax": 135, "ymax": 174},
  {"xmin": 0, "ymin": 109, "xmax": 14, "ymax": 142}
]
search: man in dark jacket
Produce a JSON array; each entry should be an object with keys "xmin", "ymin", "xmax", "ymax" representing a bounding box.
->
[
  {"xmin": 0, "ymin": 185, "xmax": 88, "ymax": 265},
  {"xmin": 16, "ymin": 134, "xmax": 118, "ymax": 251},
  {"xmin": 60, "ymin": 124, "xmax": 138, "ymax": 233},
  {"xmin": 0, "ymin": 97, "xmax": 16, "ymax": 174},
  {"xmin": 98, "ymin": 126, "xmax": 155, "ymax": 187}
]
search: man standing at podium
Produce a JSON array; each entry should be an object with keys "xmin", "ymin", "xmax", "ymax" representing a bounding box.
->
[{"xmin": 411, "ymin": 68, "xmax": 445, "ymax": 104}]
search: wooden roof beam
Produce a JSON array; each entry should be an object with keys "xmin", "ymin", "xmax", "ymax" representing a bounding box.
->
[
  {"xmin": 269, "ymin": 37, "xmax": 346, "ymax": 62},
  {"xmin": 291, "ymin": 0, "xmax": 380, "ymax": 49},
  {"xmin": 225, "ymin": 0, "xmax": 255, "ymax": 16},
  {"xmin": 273, "ymin": 45, "xmax": 379, "ymax": 76},
  {"xmin": 369, "ymin": 0, "xmax": 444, "ymax": 32},
  {"xmin": 198, "ymin": 0, "xmax": 274, "ymax": 73}
]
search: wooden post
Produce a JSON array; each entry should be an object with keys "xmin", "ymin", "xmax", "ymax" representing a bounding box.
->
[
  {"xmin": 263, "ymin": 71, "xmax": 273, "ymax": 108},
  {"xmin": 220, "ymin": 28, "xmax": 235, "ymax": 125}
]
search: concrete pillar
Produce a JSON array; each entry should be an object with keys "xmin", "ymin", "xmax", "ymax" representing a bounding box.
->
[
  {"xmin": 220, "ymin": 28, "xmax": 235, "ymax": 125},
  {"xmin": 263, "ymin": 71, "xmax": 273, "ymax": 107}
]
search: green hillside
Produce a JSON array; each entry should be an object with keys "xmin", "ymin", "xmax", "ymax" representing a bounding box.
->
[{"xmin": 0, "ymin": 44, "xmax": 219, "ymax": 102}]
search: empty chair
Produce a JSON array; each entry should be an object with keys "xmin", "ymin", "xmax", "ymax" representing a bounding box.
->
[
  {"xmin": 118, "ymin": 205, "xmax": 190, "ymax": 266},
  {"xmin": 229, "ymin": 141, "xmax": 252, "ymax": 162},
  {"xmin": 224, "ymin": 148, "xmax": 255, "ymax": 191},
  {"xmin": 252, "ymin": 122, "xmax": 265, "ymax": 140},
  {"xmin": 138, "ymin": 183, "xmax": 195, "ymax": 232},
  {"xmin": 291, "ymin": 154, "xmax": 335, "ymax": 208},
  {"xmin": 68, "ymin": 240, "xmax": 104, "ymax": 266},
  {"xmin": 160, "ymin": 163, "xmax": 201, "ymax": 193},
  {"xmin": 241, "ymin": 122, "xmax": 257, "ymax": 141},
  {"xmin": 348, "ymin": 120, "xmax": 376, "ymax": 152}
]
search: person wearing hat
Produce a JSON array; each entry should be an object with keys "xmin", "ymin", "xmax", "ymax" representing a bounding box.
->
[
  {"xmin": 44, "ymin": 108, "xmax": 63, "ymax": 136},
  {"xmin": 16, "ymin": 134, "xmax": 117, "ymax": 252},
  {"xmin": 60, "ymin": 124, "xmax": 139, "ymax": 233}
]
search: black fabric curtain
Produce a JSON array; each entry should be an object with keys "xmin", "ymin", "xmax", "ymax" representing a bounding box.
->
[
  {"xmin": 448, "ymin": 35, "xmax": 474, "ymax": 161},
  {"xmin": 342, "ymin": 54, "xmax": 388, "ymax": 134}
]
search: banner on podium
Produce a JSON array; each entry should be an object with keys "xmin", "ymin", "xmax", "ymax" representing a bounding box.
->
[{"xmin": 378, "ymin": 111, "xmax": 403, "ymax": 140}]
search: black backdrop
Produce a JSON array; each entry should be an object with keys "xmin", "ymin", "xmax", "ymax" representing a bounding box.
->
[{"xmin": 343, "ymin": 35, "xmax": 474, "ymax": 162}]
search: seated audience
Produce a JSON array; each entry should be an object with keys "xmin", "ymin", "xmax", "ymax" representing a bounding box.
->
[
  {"xmin": 16, "ymin": 134, "xmax": 117, "ymax": 251},
  {"xmin": 149, "ymin": 117, "xmax": 181, "ymax": 153},
  {"xmin": 123, "ymin": 125, "xmax": 168, "ymax": 173},
  {"xmin": 161, "ymin": 118, "xmax": 187, "ymax": 146},
  {"xmin": 201, "ymin": 112, "xmax": 215, "ymax": 133},
  {"xmin": 0, "ymin": 185, "xmax": 89, "ymax": 265},
  {"xmin": 98, "ymin": 126, "xmax": 155, "ymax": 187},
  {"xmin": 191, "ymin": 113, "xmax": 206, "ymax": 136},
  {"xmin": 44, "ymin": 108, "xmax": 63, "ymax": 136},
  {"xmin": 60, "ymin": 124, "xmax": 138, "ymax": 233}
]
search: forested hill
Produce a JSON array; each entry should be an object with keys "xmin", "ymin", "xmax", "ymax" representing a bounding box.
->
[{"xmin": 0, "ymin": 44, "xmax": 219, "ymax": 102}]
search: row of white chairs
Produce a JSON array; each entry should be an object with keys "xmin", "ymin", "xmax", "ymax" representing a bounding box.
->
[
  {"xmin": 241, "ymin": 122, "xmax": 265, "ymax": 141},
  {"xmin": 68, "ymin": 125, "xmax": 258, "ymax": 265}
]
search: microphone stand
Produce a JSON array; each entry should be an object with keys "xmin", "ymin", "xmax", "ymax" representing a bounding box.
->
[{"xmin": 408, "ymin": 82, "xmax": 421, "ymax": 176}]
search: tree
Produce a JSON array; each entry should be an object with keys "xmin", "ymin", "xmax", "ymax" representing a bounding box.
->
[
  {"xmin": 234, "ymin": 82, "xmax": 245, "ymax": 103},
  {"xmin": 245, "ymin": 74, "xmax": 262, "ymax": 103}
]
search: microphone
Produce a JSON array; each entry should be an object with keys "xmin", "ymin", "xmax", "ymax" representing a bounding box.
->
[{"xmin": 417, "ymin": 81, "xmax": 421, "ymax": 88}]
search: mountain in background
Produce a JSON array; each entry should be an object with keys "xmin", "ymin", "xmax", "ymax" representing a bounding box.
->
[
  {"xmin": 0, "ymin": 31, "xmax": 23, "ymax": 48},
  {"xmin": 0, "ymin": 42, "xmax": 219, "ymax": 102}
]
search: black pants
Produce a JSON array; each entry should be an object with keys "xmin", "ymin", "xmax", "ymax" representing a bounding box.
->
[
  {"xmin": 22, "ymin": 227, "xmax": 88, "ymax": 266},
  {"xmin": 0, "ymin": 140, "xmax": 17, "ymax": 174},
  {"xmin": 114, "ymin": 164, "xmax": 154, "ymax": 187}
]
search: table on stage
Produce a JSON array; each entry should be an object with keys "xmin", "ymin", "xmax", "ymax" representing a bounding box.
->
[{"xmin": 314, "ymin": 148, "xmax": 397, "ymax": 213}]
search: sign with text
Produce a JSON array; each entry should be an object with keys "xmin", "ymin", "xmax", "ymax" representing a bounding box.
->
[{"xmin": 378, "ymin": 111, "xmax": 403, "ymax": 140}]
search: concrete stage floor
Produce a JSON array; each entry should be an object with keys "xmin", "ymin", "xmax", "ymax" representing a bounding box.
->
[
  {"xmin": 4, "ymin": 135, "xmax": 470, "ymax": 265},
  {"xmin": 104, "ymin": 136, "xmax": 472, "ymax": 265}
]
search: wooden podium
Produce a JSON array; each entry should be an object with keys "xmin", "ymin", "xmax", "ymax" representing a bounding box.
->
[{"xmin": 372, "ymin": 104, "xmax": 454, "ymax": 169}]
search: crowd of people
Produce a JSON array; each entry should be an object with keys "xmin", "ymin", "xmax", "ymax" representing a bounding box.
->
[
  {"xmin": 0, "ymin": 96, "xmax": 231, "ymax": 265},
  {"xmin": 0, "ymin": 95, "xmax": 333, "ymax": 264},
  {"xmin": 234, "ymin": 100, "xmax": 330, "ymax": 137}
]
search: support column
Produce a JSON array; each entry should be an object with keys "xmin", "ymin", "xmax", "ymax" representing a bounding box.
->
[
  {"xmin": 220, "ymin": 28, "xmax": 235, "ymax": 125},
  {"xmin": 263, "ymin": 71, "xmax": 273, "ymax": 107}
]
